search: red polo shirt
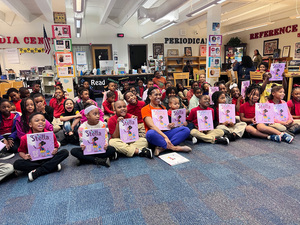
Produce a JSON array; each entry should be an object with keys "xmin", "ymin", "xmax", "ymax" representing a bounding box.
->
[
  {"xmin": 49, "ymin": 98, "xmax": 65, "ymax": 118},
  {"xmin": 13, "ymin": 100, "xmax": 22, "ymax": 113},
  {"xmin": 107, "ymin": 113, "xmax": 132, "ymax": 135},
  {"xmin": 0, "ymin": 113, "xmax": 14, "ymax": 135},
  {"xmin": 102, "ymin": 100, "xmax": 114, "ymax": 114},
  {"xmin": 127, "ymin": 101, "xmax": 145, "ymax": 124},
  {"xmin": 240, "ymin": 102, "xmax": 255, "ymax": 122},
  {"xmin": 187, "ymin": 106, "xmax": 214, "ymax": 128}
]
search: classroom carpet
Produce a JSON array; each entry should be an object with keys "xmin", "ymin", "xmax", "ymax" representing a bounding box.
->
[{"xmin": 1, "ymin": 136, "xmax": 300, "ymax": 225}]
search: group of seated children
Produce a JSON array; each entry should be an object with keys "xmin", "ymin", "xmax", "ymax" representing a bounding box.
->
[{"xmin": 1, "ymin": 71, "xmax": 300, "ymax": 183}]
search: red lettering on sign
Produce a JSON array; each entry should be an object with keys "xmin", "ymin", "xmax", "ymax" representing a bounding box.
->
[
  {"xmin": 30, "ymin": 37, "xmax": 36, "ymax": 44},
  {"xmin": 38, "ymin": 37, "xmax": 44, "ymax": 44},
  {"xmin": 0, "ymin": 38, "xmax": 6, "ymax": 44},
  {"xmin": 24, "ymin": 37, "xmax": 30, "ymax": 44},
  {"xmin": 292, "ymin": 24, "xmax": 298, "ymax": 32},
  {"xmin": 7, "ymin": 36, "xmax": 11, "ymax": 44},
  {"xmin": 286, "ymin": 26, "xmax": 291, "ymax": 33},
  {"xmin": 12, "ymin": 37, "xmax": 19, "ymax": 44}
]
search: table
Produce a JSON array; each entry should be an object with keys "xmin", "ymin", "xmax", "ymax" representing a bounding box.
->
[
  {"xmin": 77, "ymin": 73, "xmax": 154, "ymax": 94},
  {"xmin": 286, "ymin": 72, "xmax": 300, "ymax": 101}
]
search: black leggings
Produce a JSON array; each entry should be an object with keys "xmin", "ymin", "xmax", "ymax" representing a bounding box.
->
[{"xmin": 71, "ymin": 146, "xmax": 116, "ymax": 164}]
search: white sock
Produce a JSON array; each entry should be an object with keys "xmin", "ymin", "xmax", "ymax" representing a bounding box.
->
[{"xmin": 138, "ymin": 149, "xmax": 141, "ymax": 154}]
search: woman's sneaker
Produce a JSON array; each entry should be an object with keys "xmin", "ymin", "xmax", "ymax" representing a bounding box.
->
[
  {"xmin": 268, "ymin": 134, "xmax": 281, "ymax": 142},
  {"xmin": 281, "ymin": 132, "xmax": 294, "ymax": 144}
]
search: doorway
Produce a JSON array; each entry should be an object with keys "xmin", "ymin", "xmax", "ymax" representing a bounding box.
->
[
  {"xmin": 91, "ymin": 45, "xmax": 112, "ymax": 68},
  {"xmin": 128, "ymin": 45, "xmax": 147, "ymax": 70}
]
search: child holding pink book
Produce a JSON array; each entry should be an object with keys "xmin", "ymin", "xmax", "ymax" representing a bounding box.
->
[
  {"xmin": 13, "ymin": 113, "xmax": 69, "ymax": 182},
  {"xmin": 268, "ymin": 86, "xmax": 300, "ymax": 134},
  {"xmin": 108, "ymin": 100, "xmax": 152, "ymax": 159},
  {"xmin": 212, "ymin": 91, "xmax": 247, "ymax": 141},
  {"xmin": 240, "ymin": 84, "xmax": 293, "ymax": 143},
  {"xmin": 287, "ymin": 85, "xmax": 300, "ymax": 125}
]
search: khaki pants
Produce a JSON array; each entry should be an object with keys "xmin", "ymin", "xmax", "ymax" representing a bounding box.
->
[
  {"xmin": 0, "ymin": 163, "xmax": 14, "ymax": 182},
  {"xmin": 190, "ymin": 128, "xmax": 224, "ymax": 143},
  {"xmin": 52, "ymin": 117, "xmax": 62, "ymax": 133},
  {"xmin": 269, "ymin": 123, "xmax": 286, "ymax": 132},
  {"xmin": 217, "ymin": 122, "xmax": 247, "ymax": 138},
  {"xmin": 293, "ymin": 119, "xmax": 300, "ymax": 124},
  {"xmin": 138, "ymin": 123, "xmax": 146, "ymax": 138},
  {"xmin": 109, "ymin": 137, "xmax": 148, "ymax": 157}
]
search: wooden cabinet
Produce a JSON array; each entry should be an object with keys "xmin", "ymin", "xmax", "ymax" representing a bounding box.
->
[{"xmin": 165, "ymin": 56, "xmax": 206, "ymax": 74}]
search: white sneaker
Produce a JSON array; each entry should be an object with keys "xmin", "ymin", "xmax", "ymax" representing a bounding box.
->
[
  {"xmin": 28, "ymin": 169, "xmax": 37, "ymax": 182},
  {"xmin": 57, "ymin": 164, "xmax": 62, "ymax": 172},
  {"xmin": 192, "ymin": 137, "xmax": 198, "ymax": 144}
]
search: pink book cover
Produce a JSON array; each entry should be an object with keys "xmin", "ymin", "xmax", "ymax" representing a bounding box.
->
[
  {"xmin": 269, "ymin": 63, "xmax": 285, "ymax": 81},
  {"xmin": 171, "ymin": 109, "xmax": 186, "ymax": 127},
  {"xmin": 27, "ymin": 132, "xmax": 54, "ymax": 161},
  {"xmin": 119, "ymin": 118, "xmax": 139, "ymax": 143},
  {"xmin": 274, "ymin": 103, "xmax": 289, "ymax": 122},
  {"xmin": 209, "ymin": 87, "xmax": 219, "ymax": 105},
  {"xmin": 197, "ymin": 110, "xmax": 214, "ymax": 131},
  {"xmin": 82, "ymin": 128, "xmax": 106, "ymax": 155},
  {"xmin": 241, "ymin": 81, "xmax": 250, "ymax": 98},
  {"xmin": 255, "ymin": 103, "xmax": 275, "ymax": 124},
  {"xmin": 152, "ymin": 109, "xmax": 170, "ymax": 130},
  {"xmin": 219, "ymin": 104, "xmax": 236, "ymax": 123}
]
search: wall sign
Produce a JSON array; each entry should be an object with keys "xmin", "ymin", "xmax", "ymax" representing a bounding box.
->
[
  {"xmin": 164, "ymin": 38, "xmax": 206, "ymax": 44},
  {"xmin": 0, "ymin": 36, "xmax": 55, "ymax": 45},
  {"xmin": 53, "ymin": 12, "xmax": 66, "ymax": 24},
  {"xmin": 250, "ymin": 24, "xmax": 298, "ymax": 40}
]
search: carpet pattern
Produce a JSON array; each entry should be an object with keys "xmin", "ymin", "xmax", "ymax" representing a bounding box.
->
[{"xmin": 1, "ymin": 136, "xmax": 300, "ymax": 225}]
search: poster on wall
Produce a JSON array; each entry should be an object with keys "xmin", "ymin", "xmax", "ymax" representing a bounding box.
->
[
  {"xmin": 263, "ymin": 38, "xmax": 278, "ymax": 56},
  {"xmin": 208, "ymin": 57, "xmax": 221, "ymax": 68},
  {"xmin": 55, "ymin": 52, "xmax": 74, "ymax": 65},
  {"xmin": 54, "ymin": 39, "xmax": 72, "ymax": 52},
  {"xmin": 61, "ymin": 77, "xmax": 74, "ymax": 99},
  {"xmin": 199, "ymin": 45, "xmax": 207, "ymax": 56},
  {"xmin": 52, "ymin": 25, "xmax": 71, "ymax": 38},
  {"xmin": 76, "ymin": 51, "xmax": 87, "ymax": 65},
  {"xmin": 53, "ymin": 12, "xmax": 66, "ymax": 24},
  {"xmin": 209, "ymin": 46, "xmax": 221, "ymax": 57},
  {"xmin": 57, "ymin": 65, "xmax": 75, "ymax": 77},
  {"xmin": 212, "ymin": 22, "xmax": 220, "ymax": 31},
  {"xmin": 5, "ymin": 48, "xmax": 19, "ymax": 64},
  {"xmin": 153, "ymin": 43, "xmax": 164, "ymax": 59},
  {"xmin": 295, "ymin": 42, "xmax": 300, "ymax": 58},
  {"xmin": 208, "ymin": 68, "xmax": 220, "ymax": 78},
  {"xmin": 209, "ymin": 35, "xmax": 222, "ymax": 45}
]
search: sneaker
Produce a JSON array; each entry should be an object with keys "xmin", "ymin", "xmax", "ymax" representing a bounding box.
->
[
  {"xmin": 269, "ymin": 134, "xmax": 281, "ymax": 142},
  {"xmin": 112, "ymin": 151, "xmax": 119, "ymax": 160},
  {"xmin": 281, "ymin": 132, "xmax": 294, "ymax": 144},
  {"xmin": 57, "ymin": 164, "xmax": 62, "ymax": 172},
  {"xmin": 288, "ymin": 124, "xmax": 300, "ymax": 134},
  {"xmin": 0, "ymin": 152, "xmax": 15, "ymax": 160},
  {"xmin": 95, "ymin": 157, "xmax": 110, "ymax": 167},
  {"xmin": 225, "ymin": 133, "xmax": 236, "ymax": 142},
  {"xmin": 28, "ymin": 169, "xmax": 40, "ymax": 182},
  {"xmin": 139, "ymin": 147, "xmax": 153, "ymax": 159},
  {"xmin": 192, "ymin": 137, "xmax": 198, "ymax": 144},
  {"xmin": 215, "ymin": 137, "xmax": 229, "ymax": 145}
]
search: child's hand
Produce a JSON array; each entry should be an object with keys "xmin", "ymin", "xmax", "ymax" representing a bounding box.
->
[
  {"xmin": 224, "ymin": 121, "xmax": 229, "ymax": 126},
  {"xmin": 8, "ymin": 139, "xmax": 14, "ymax": 148},
  {"xmin": 168, "ymin": 123, "xmax": 175, "ymax": 129},
  {"xmin": 183, "ymin": 121, "xmax": 188, "ymax": 126},
  {"xmin": 117, "ymin": 117, "xmax": 124, "ymax": 122},
  {"xmin": 229, "ymin": 122, "xmax": 235, "ymax": 127},
  {"xmin": 24, "ymin": 154, "xmax": 31, "ymax": 160},
  {"xmin": 3, "ymin": 139, "xmax": 9, "ymax": 149},
  {"xmin": 237, "ymin": 95, "xmax": 243, "ymax": 101},
  {"xmin": 252, "ymin": 118, "xmax": 256, "ymax": 124},
  {"xmin": 131, "ymin": 115, "xmax": 137, "ymax": 119},
  {"xmin": 36, "ymin": 102, "xmax": 45, "ymax": 113},
  {"xmin": 264, "ymin": 72, "xmax": 272, "ymax": 80},
  {"xmin": 75, "ymin": 113, "xmax": 82, "ymax": 118},
  {"xmin": 80, "ymin": 144, "xmax": 86, "ymax": 151},
  {"xmin": 164, "ymin": 137, "xmax": 173, "ymax": 149},
  {"xmin": 52, "ymin": 148, "xmax": 58, "ymax": 155},
  {"xmin": 104, "ymin": 143, "xmax": 108, "ymax": 150},
  {"xmin": 68, "ymin": 131, "xmax": 74, "ymax": 136}
]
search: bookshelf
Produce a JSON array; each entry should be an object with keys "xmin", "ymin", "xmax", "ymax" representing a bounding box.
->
[{"xmin": 165, "ymin": 56, "xmax": 206, "ymax": 74}]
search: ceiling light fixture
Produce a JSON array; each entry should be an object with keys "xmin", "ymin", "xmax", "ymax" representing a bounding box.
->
[
  {"xmin": 186, "ymin": 1, "xmax": 218, "ymax": 17},
  {"xmin": 290, "ymin": 0, "xmax": 300, "ymax": 19},
  {"xmin": 73, "ymin": 0, "xmax": 85, "ymax": 13},
  {"xmin": 76, "ymin": 19, "xmax": 81, "ymax": 28},
  {"xmin": 217, "ymin": 0, "xmax": 226, "ymax": 3},
  {"xmin": 142, "ymin": 21, "xmax": 177, "ymax": 39},
  {"xmin": 223, "ymin": 21, "xmax": 274, "ymax": 35}
]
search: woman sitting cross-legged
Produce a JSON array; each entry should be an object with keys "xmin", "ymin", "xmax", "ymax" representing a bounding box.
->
[{"xmin": 141, "ymin": 87, "xmax": 191, "ymax": 156}]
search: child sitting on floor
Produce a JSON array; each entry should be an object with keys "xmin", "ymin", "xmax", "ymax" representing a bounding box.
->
[
  {"xmin": 162, "ymin": 87, "xmax": 187, "ymax": 111},
  {"xmin": 231, "ymin": 87, "xmax": 244, "ymax": 116},
  {"xmin": 19, "ymin": 87, "xmax": 30, "ymax": 99},
  {"xmin": 75, "ymin": 88, "xmax": 98, "ymax": 112},
  {"xmin": 7, "ymin": 88, "xmax": 22, "ymax": 113},
  {"xmin": 33, "ymin": 93, "xmax": 54, "ymax": 123},
  {"xmin": 13, "ymin": 112, "xmax": 69, "ymax": 182},
  {"xmin": 186, "ymin": 95, "xmax": 228, "ymax": 145},
  {"xmin": 287, "ymin": 85, "xmax": 300, "ymax": 125},
  {"xmin": 188, "ymin": 87, "xmax": 202, "ymax": 111},
  {"xmin": 167, "ymin": 96, "xmax": 188, "ymax": 126},
  {"xmin": 0, "ymin": 99, "xmax": 20, "ymax": 160},
  {"xmin": 240, "ymin": 84, "xmax": 293, "ymax": 143},
  {"xmin": 83, "ymin": 81, "xmax": 95, "ymax": 101},
  {"xmin": 212, "ymin": 91, "xmax": 247, "ymax": 141},
  {"xmin": 49, "ymin": 89, "xmax": 66, "ymax": 132},
  {"xmin": 102, "ymin": 91, "xmax": 116, "ymax": 122},
  {"xmin": 108, "ymin": 100, "xmax": 152, "ymax": 159},
  {"xmin": 124, "ymin": 91, "xmax": 146, "ymax": 137},
  {"xmin": 216, "ymin": 81, "xmax": 232, "ymax": 104},
  {"xmin": 71, "ymin": 105, "xmax": 116, "ymax": 167},
  {"xmin": 102, "ymin": 82, "xmax": 123, "ymax": 110}
]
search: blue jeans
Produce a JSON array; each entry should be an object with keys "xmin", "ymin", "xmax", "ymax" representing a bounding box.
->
[
  {"xmin": 146, "ymin": 126, "xmax": 190, "ymax": 149},
  {"xmin": 63, "ymin": 121, "xmax": 79, "ymax": 134}
]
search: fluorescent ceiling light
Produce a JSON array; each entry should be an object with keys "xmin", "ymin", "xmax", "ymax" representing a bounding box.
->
[
  {"xmin": 142, "ymin": 21, "xmax": 177, "ymax": 39},
  {"xmin": 76, "ymin": 33, "xmax": 81, "ymax": 38},
  {"xmin": 290, "ymin": 14, "xmax": 300, "ymax": 19},
  {"xmin": 74, "ymin": 0, "xmax": 84, "ymax": 13},
  {"xmin": 76, "ymin": 19, "xmax": 81, "ymax": 28},
  {"xmin": 186, "ymin": 1, "xmax": 218, "ymax": 17},
  {"xmin": 217, "ymin": 0, "xmax": 226, "ymax": 3},
  {"xmin": 223, "ymin": 22, "xmax": 274, "ymax": 35}
]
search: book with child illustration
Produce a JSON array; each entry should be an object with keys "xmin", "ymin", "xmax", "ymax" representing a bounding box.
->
[
  {"xmin": 158, "ymin": 152, "xmax": 190, "ymax": 166},
  {"xmin": 82, "ymin": 128, "xmax": 106, "ymax": 155},
  {"xmin": 0, "ymin": 141, "xmax": 6, "ymax": 152},
  {"xmin": 119, "ymin": 118, "xmax": 139, "ymax": 143},
  {"xmin": 219, "ymin": 104, "xmax": 236, "ymax": 123},
  {"xmin": 255, "ymin": 103, "xmax": 275, "ymax": 124},
  {"xmin": 209, "ymin": 87, "xmax": 219, "ymax": 105},
  {"xmin": 241, "ymin": 80, "xmax": 250, "ymax": 98},
  {"xmin": 171, "ymin": 109, "xmax": 186, "ymax": 127},
  {"xmin": 274, "ymin": 103, "xmax": 289, "ymax": 122},
  {"xmin": 269, "ymin": 63, "xmax": 285, "ymax": 81},
  {"xmin": 27, "ymin": 132, "xmax": 54, "ymax": 161},
  {"xmin": 197, "ymin": 110, "xmax": 214, "ymax": 131},
  {"xmin": 152, "ymin": 109, "xmax": 170, "ymax": 130}
]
